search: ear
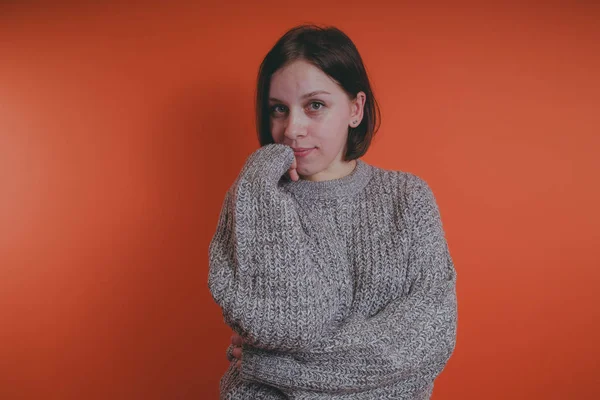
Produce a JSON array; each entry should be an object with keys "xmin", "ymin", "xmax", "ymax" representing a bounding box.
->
[{"xmin": 348, "ymin": 91, "xmax": 366, "ymax": 128}]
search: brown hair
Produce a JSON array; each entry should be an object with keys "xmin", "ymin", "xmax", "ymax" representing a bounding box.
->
[{"xmin": 256, "ymin": 24, "xmax": 381, "ymax": 160}]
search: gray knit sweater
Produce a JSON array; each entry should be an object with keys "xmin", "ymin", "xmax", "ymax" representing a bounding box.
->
[{"xmin": 208, "ymin": 144, "xmax": 457, "ymax": 399}]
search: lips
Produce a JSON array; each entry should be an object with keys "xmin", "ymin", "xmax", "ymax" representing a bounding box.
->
[{"xmin": 292, "ymin": 147, "xmax": 315, "ymax": 158}]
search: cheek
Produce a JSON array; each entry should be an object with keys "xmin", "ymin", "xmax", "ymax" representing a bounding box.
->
[
  {"xmin": 270, "ymin": 121, "xmax": 284, "ymax": 143},
  {"xmin": 313, "ymin": 117, "xmax": 348, "ymax": 148}
]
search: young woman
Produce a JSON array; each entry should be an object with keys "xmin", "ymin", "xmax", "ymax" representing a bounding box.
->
[{"xmin": 208, "ymin": 24, "xmax": 458, "ymax": 399}]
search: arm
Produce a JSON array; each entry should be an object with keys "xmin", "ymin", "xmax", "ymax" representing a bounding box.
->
[
  {"xmin": 208, "ymin": 144, "xmax": 353, "ymax": 352},
  {"xmin": 240, "ymin": 174, "xmax": 458, "ymax": 393}
]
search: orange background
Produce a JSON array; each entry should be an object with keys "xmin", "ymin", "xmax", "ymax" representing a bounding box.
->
[{"xmin": 1, "ymin": 2, "xmax": 599, "ymax": 399}]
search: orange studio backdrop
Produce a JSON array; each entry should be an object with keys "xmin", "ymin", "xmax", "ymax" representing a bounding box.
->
[{"xmin": 1, "ymin": 2, "xmax": 599, "ymax": 399}]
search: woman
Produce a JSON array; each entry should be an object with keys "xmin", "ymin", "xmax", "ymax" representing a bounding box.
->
[{"xmin": 208, "ymin": 24, "xmax": 457, "ymax": 399}]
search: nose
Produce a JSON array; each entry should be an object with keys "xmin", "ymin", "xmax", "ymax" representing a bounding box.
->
[{"xmin": 283, "ymin": 111, "xmax": 307, "ymax": 141}]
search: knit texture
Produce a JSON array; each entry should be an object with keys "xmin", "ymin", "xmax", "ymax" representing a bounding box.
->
[{"xmin": 208, "ymin": 144, "xmax": 457, "ymax": 399}]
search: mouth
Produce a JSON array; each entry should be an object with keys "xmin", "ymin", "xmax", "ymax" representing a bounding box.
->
[{"xmin": 292, "ymin": 147, "xmax": 316, "ymax": 158}]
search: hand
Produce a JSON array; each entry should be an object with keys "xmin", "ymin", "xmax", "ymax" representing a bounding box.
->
[
  {"xmin": 240, "ymin": 144, "xmax": 298, "ymax": 186},
  {"xmin": 287, "ymin": 155, "xmax": 299, "ymax": 182},
  {"xmin": 231, "ymin": 333, "xmax": 244, "ymax": 369}
]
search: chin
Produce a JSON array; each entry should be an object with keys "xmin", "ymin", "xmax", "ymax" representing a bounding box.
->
[
  {"xmin": 296, "ymin": 163, "xmax": 319, "ymax": 177},
  {"xmin": 297, "ymin": 156, "xmax": 334, "ymax": 178},
  {"xmin": 296, "ymin": 166, "xmax": 314, "ymax": 177}
]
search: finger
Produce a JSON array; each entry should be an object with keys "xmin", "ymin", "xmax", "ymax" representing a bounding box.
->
[
  {"xmin": 289, "ymin": 156, "xmax": 299, "ymax": 181},
  {"xmin": 231, "ymin": 334, "xmax": 243, "ymax": 346},
  {"xmin": 232, "ymin": 347, "xmax": 242, "ymax": 360},
  {"xmin": 236, "ymin": 360, "xmax": 242, "ymax": 369},
  {"xmin": 289, "ymin": 168, "xmax": 300, "ymax": 181},
  {"xmin": 226, "ymin": 345, "xmax": 235, "ymax": 362}
]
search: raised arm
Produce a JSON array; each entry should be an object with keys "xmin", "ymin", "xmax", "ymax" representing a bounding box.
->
[{"xmin": 208, "ymin": 144, "xmax": 353, "ymax": 352}]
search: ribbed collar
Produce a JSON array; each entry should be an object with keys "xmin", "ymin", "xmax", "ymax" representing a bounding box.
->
[{"xmin": 281, "ymin": 159, "xmax": 373, "ymax": 201}]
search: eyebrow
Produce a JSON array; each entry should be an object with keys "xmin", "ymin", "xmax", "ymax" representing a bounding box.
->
[{"xmin": 269, "ymin": 90, "xmax": 331, "ymax": 102}]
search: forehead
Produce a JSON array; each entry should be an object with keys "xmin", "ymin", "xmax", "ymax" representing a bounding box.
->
[{"xmin": 269, "ymin": 60, "xmax": 342, "ymax": 98}]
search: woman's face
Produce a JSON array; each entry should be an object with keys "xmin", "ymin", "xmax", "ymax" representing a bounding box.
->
[{"xmin": 268, "ymin": 60, "xmax": 365, "ymax": 181}]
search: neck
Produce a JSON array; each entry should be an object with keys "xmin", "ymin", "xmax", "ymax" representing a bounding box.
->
[
  {"xmin": 301, "ymin": 159, "xmax": 358, "ymax": 182},
  {"xmin": 282, "ymin": 159, "xmax": 372, "ymax": 202}
]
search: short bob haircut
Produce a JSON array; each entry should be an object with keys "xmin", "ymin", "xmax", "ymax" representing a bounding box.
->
[{"xmin": 256, "ymin": 24, "xmax": 381, "ymax": 161}]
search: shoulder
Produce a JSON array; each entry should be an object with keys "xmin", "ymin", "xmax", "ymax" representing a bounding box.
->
[
  {"xmin": 364, "ymin": 162, "xmax": 442, "ymax": 229},
  {"xmin": 365, "ymin": 162, "xmax": 435, "ymax": 201}
]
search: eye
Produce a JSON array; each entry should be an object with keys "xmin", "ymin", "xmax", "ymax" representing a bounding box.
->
[
  {"xmin": 308, "ymin": 101, "xmax": 325, "ymax": 111},
  {"xmin": 270, "ymin": 104, "xmax": 288, "ymax": 116}
]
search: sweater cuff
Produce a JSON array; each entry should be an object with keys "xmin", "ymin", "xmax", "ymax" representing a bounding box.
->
[{"xmin": 240, "ymin": 144, "xmax": 295, "ymax": 186}]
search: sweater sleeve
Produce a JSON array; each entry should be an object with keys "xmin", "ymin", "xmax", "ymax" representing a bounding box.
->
[
  {"xmin": 208, "ymin": 144, "xmax": 353, "ymax": 352},
  {"xmin": 239, "ymin": 173, "xmax": 458, "ymax": 394}
]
